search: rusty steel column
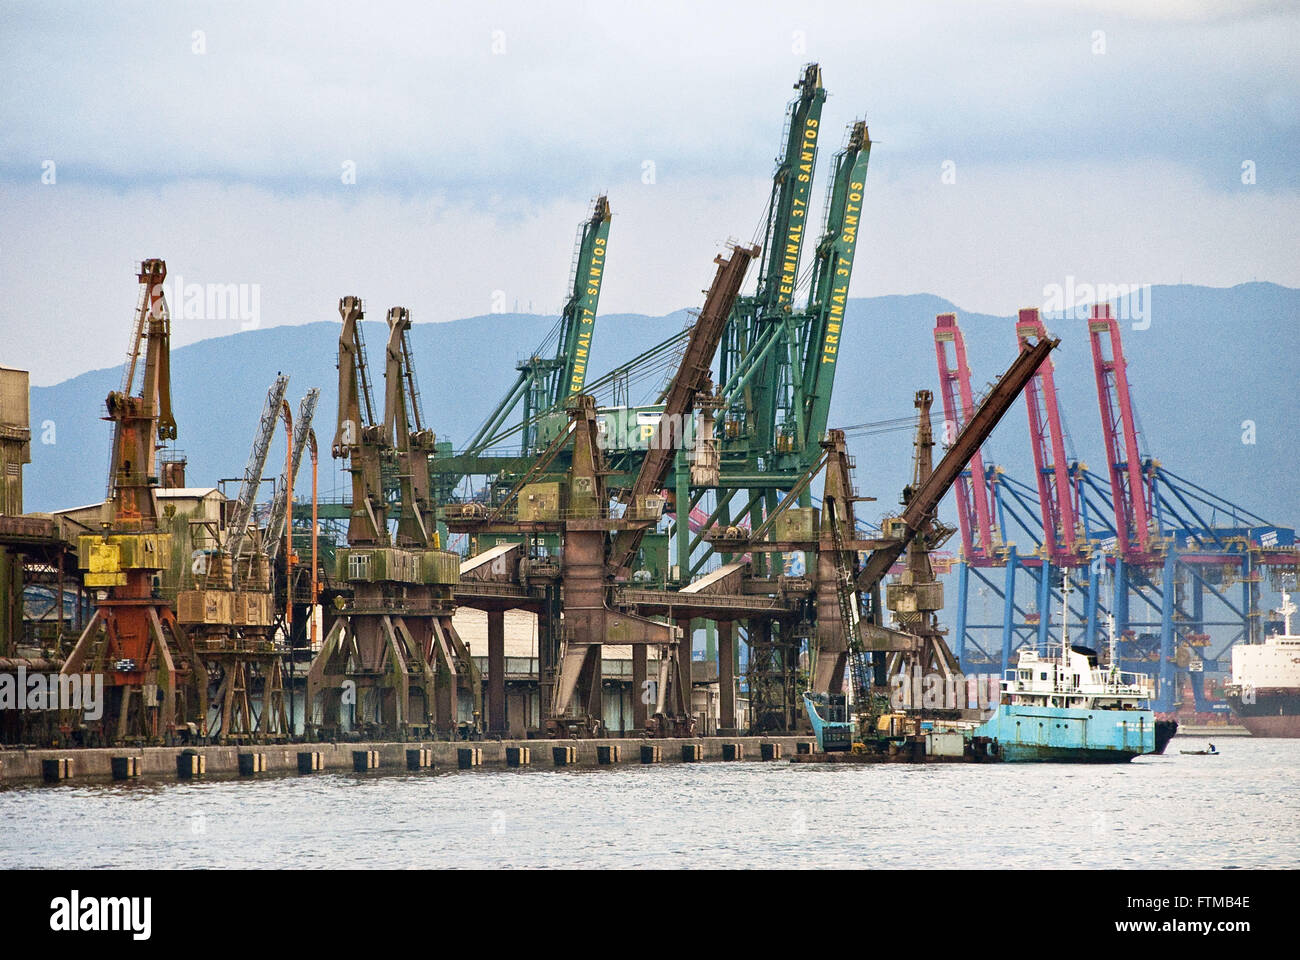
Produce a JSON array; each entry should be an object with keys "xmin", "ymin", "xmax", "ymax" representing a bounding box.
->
[
  {"xmin": 487, "ymin": 609, "xmax": 506, "ymax": 735},
  {"xmin": 718, "ymin": 620, "xmax": 736, "ymax": 732},
  {"xmin": 632, "ymin": 643, "xmax": 648, "ymax": 731},
  {"xmin": 676, "ymin": 617, "xmax": 693, "ymax": 726}
]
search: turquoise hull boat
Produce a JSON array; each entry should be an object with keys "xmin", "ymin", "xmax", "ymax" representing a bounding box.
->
[
  {"xmin": 803, "ymin": 693, "xmax": 853, "ymax": 751},
  {"xmin": 972, "ymin": 702, "xmax": 1155, "ymax": 762}
]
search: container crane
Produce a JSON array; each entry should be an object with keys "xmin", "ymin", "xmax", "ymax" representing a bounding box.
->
[
  {"xmin": 1017, "ymin": 308, "xmax": 1089, "ymax": 568},
  {"xmin": 1089, "ymin": 304, "xmax": 1159, "ymax": 564},
  {"xmin": 856, "ymin": 335, "xmax": 1058, "ymax": 595},
  {"xmin": 933, "ymin": 313, "xmax": 999, "ymax": 565}
]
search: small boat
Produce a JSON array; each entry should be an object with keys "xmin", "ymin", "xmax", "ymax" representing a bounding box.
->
[{"xmin": 1179, "ymin": 747, "xmax": 1219, "ymax": 756}]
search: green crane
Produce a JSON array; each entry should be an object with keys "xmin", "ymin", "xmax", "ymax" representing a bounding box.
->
[
  {"xmin": 456, "ymin": 195, "xmax": 613, "ymax": 464},
  {"xmin": 718, "ymin": 62, "xmax": 826, "ymax": 459},
  {"xmin": 796, "ymin": 120, "xmax": 872, "ymax": 451}
]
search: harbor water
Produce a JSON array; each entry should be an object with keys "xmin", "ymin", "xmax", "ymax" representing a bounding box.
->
[{"xmin": 2, "ymin": 737, "xmax": 1295, "ymax": 869}]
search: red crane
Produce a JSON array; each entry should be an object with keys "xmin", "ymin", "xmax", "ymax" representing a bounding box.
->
[
  {"xmin": 933, "ymin": 313, "xmax": 998, "ymax": 563},
  {"xmin": 1016, "ymin": 308, "xmax": 1087, "ymax": 567},
  {"xmin": 1088, "ymin": 304, "xmax": 1159, "ymax": 562}
]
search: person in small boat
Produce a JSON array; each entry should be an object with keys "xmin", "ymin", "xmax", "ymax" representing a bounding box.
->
[{"xmin": 1208, "ymin": 743, "xmax": 1216, "ymax": 754}]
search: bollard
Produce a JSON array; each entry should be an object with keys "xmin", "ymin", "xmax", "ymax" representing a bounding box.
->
[
  {"xmin": 507, "ymin": 746, "xmax": 531, "ymax": 768},
  {"xmin": 760, "ymin": 742, "xmax": 782, "ymax": 761},
  {"xmin": 640, "ymin": 744, "xmax": 662, "ymax": 764},
  {"xmin": 176, "ymin": 750, "xmax": 206, "ymax": 779},
  {"xmin": 681, "ymin": 743, "xmax": 702, "ymax": 762},
  {"xmin": 552, "ymin": 745, "xmax": 577, "ymax": 767},
  {"xmin": 457, "ymin": 747, "xmax": 482, "ymax": 770},
  {"xmin": 597, "ymin": 744, "xmax": 621, "ymax": 765},
  {"xmin": 111, "ymin": 756, "xmax": 141, "ymax": 780},
  {"xmin": 406, "ymin": 748, "xmax": 432, "ymax": 770},
  {"xmin": 796, "ymin": 741, "xmax": 813, "ymax": 755},
  {"xmin": 721, "ymin": 743, "xmax": 744, "ymax": 761},
  {"xmin": 298, "ymin": 751, "xmax": 324, "ymax": 774},
  {"xmin": 42, "ymin": 758, "xmax": 73, "ymax": 782},
  {"xmin": 352, "ymin": 749, "xmax": 380, "ymax": 772},
  {"xmin": 238, "ymin": 753, "xmax": 267, "ymax": 776}
]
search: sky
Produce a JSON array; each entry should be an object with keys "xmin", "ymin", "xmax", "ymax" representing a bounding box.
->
[{"xmin": 1, "ymin": 0, "xmax": 1296, "ymax": 385}]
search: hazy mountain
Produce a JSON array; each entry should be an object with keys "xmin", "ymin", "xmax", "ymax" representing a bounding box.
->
[{"xmin": 22, "ymin": 284, "xmax": 1297, "ymax": 540}]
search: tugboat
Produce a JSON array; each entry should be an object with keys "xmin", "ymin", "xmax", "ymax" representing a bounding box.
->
[{"xmin": 971, "ymin": 581, "xmax": 1161, "ymax": 762}]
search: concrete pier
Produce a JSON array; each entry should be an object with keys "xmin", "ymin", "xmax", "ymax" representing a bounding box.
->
[{"xmin": 0, "ymin": 737, "xmax": 811, "ymax": 785}]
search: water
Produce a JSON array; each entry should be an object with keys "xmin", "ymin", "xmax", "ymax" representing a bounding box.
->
[{"xmin": 2, "ymin": 737, "xmax": 1295, "ymax": 869}]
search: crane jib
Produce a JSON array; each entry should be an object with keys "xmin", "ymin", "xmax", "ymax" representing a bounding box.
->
[
  {"xmin": 817, "ymin": 179, "xmax": 865, "ymax": 368},
  {"xmin": 772, "ymin": 114, "xmax": 820, "ymax": 309},
  {"xmin": 568, "ymin": 234, "xmax": 607, "ymax": 394}
]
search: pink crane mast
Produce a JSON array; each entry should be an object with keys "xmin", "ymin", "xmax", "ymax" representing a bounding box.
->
[
  {"xmin": 933, "ymin": 313, "xmax": 997, "ymax": 563},
  {"xmin": 1016, "ymin": 308, "xmax": 1085, "ymax": 566},
  {"xmin": 1088, "ymin": 303, "xmax": 1157, "ymax": 562}
]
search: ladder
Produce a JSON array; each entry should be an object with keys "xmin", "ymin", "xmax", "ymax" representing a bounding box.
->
[{"xmin": 828, "ymin": 499, "xmax": 871, "ymax": 712}]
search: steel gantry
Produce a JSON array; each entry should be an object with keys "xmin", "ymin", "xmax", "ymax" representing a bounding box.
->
[
  {"xmin": 424, "ymin": 64, "xmax": 875, "ymax": 734},
  {"xmin": 941, "ymin": 303, "xmax": 1298, "ymax": 717}
]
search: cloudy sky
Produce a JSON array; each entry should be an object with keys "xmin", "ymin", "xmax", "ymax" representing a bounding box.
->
[{"xmin": 2, "ymin": 0, "xmax": 1296, "ymax": 384}]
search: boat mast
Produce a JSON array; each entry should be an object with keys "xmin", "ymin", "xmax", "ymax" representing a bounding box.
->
[
  {"xmin": 1060, "ymin": 572, "xmax": 1071, "ymax": 674},
  {"xmin": 1107, "ymin": 611, "xmax": 1119, "ymax": 684}
]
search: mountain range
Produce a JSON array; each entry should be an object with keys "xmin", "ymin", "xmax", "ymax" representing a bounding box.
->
[{"xmin": 21, "ymin": 283, "xmax": 1297, "ymax": 543}]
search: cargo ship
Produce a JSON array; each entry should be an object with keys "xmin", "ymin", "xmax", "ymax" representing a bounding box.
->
[{"xmin": 1224, "ymin": 592, "xmax": 1300, "ymax": 737}]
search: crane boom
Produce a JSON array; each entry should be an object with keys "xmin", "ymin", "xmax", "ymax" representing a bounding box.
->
[
  {"xmin": 798, "ymin": 120, "xmax": 871, "ymax": 446},
  {"xmin": 719, "ymin": 63, "xmax": 826, "ymax": 456},
  {"xmin": 1089, "ymin": 303, "xmax": 1157, "ymax": 560},
  {"xmin": 265, "ymin": 388, "xmax": 320, "ymax": 559},
  {"xmin": 334, "ymin": 296, "xmax": 387, "ymax": 546},
  {"xmin": 226, "ymin": 375, "xmax": 291, "ymax": 561},
  {"xmin": 857, "ymin": 335, "xmax": 1058, "ymax": 591},
  {"xmin": 386, "ymin": 307, "xmax": 437, "ymax": 548},
  {"xmin": 609, "ymin": 244, "xmax": 759, "ymax": 575},
  {"xmin": 106, "ymin": 259, "xmax": 175, "ymax": 511},
  {"xmin": 554, "ymin": 195, "xmax": 612, "ymax": 405},
  {"xmin": 457, "ymin": 197, "xmax": 613, "ymax": 462},
  {"xmin": 756, "ymin": 63, "xmax": 826, "ymax": 313}
]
